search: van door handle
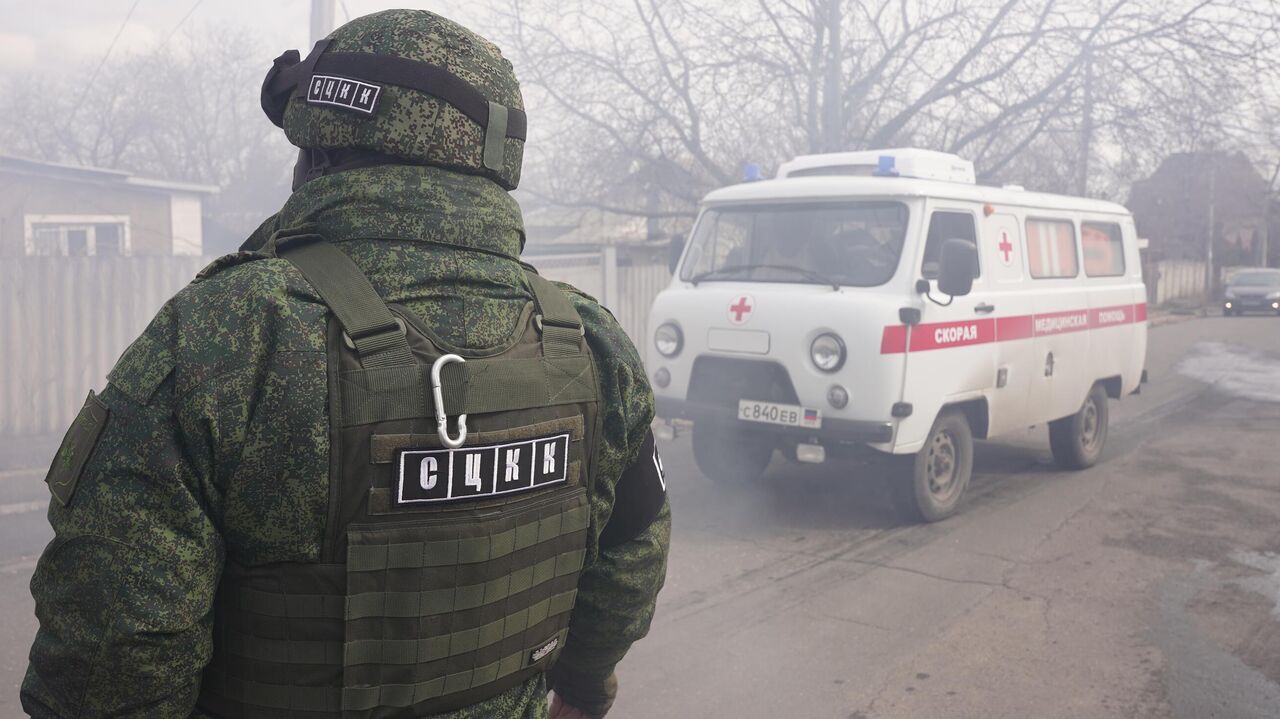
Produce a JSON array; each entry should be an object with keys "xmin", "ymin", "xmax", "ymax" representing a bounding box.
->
[{"xmin": 974, "ymin": 303, "xmax": 996, "ymax": 315}]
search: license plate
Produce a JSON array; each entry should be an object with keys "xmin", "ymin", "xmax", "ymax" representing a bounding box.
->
[{"xmin": 738, "ymin": 400, "xmax": 822, "ymax": 428}]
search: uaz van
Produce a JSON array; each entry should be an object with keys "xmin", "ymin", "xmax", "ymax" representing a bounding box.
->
[{"xmin": 648, "ymin": 149, "xmax": 1148, "ymax": 521}]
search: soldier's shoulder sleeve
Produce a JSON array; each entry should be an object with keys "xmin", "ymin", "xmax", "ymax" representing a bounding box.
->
[
  {"xmin": 24, "ymin": 299, "xmax": 223, "ymax": 715},
  {"xmin": 556, "ymin": 283, "xmax": 653, "ymax": 469}
]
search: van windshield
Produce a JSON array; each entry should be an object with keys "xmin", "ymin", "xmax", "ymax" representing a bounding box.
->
[{"xmin": 679, "ymin": 201, "xmax": 910, "ymax": 287}]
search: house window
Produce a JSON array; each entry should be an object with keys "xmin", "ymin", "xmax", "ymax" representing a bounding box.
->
[
  {"xmin": 24, "ymin": 216, "xmax": 130, "ymax": 256},
  {"xmin": 1025, "ymin": 218, "xmax": 1079, "ymax": 279}
]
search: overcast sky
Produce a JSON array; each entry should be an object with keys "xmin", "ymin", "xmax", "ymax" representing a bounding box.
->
[{"xmin": 0, "ymin": 1, "xmax": 488, "ymax": 78}]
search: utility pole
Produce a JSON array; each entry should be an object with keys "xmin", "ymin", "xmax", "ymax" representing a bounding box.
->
[
  {"xmin": 1077, "ymin": 44, "xmax": 1094, "ymax": 197},
  {"xmin": 820, "ymin": 0, "xmax": 843, "ymax": 153},
  {"xmin": 1263, "ymin": 161, "xmax": 1279, "ymax": 268},
  {"xmin": 1204, "ymin": 155, "xmax": 1217, "ymax": 314},
  {"xmin": 311, "ymin": 0, "xmax": 336, "ymax": 46}
]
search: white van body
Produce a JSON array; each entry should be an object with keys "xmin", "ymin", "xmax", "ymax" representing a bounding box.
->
[{"xmin": 648, "ymin": 150, "xmax": 1147, "ymax": 510}]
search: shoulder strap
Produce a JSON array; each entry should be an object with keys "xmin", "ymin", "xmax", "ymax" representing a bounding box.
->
[
  {"xmin": 270, "ymin": 233, "xmax": 416, "ymax": 368},
  {"xmin": 524, "ymin": 271, "xmax": 584, "ymax": 358}
]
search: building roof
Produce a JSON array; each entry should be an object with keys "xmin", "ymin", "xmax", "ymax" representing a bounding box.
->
[{"xmin": 0, "ymin": 155, "xmax": 219, "ymax": 195}]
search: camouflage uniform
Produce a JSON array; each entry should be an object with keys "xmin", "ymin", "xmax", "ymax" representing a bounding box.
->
[{"xmin": 23, "ymin": 11, "xmax": 669, "ymax": 719}]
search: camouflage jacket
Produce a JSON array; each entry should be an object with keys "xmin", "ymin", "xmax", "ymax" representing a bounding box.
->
[{"xmin": 22, "ymin": 165, "xmax": 670, "ymax": 718}]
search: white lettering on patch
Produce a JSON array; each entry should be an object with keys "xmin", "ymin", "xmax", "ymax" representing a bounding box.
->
[
  {"xmin": 306, "ymin": 74, "xmax": 381, "ymax": 115},
  {"xmin": 419, "ymin": 456, "xmax": 439, "ymax": 491},
  {"xmin": 396, "ymin": 433, "xmax": 570, "ymax": 505}
]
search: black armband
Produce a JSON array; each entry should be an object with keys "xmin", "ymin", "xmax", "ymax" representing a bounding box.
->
[{"xmin": 598, "ymin": 429, "xmax": 667, "ymax": 549}]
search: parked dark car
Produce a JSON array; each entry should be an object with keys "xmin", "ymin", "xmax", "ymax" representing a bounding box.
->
[{"xmin": 1223, "ymin": 268, "xmax": 1280, "ymax": 316}]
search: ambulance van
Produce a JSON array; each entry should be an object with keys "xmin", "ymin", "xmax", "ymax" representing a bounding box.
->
[{"xmin": 648, "ymin": 149, "xmax": 1147, "ymax": 521}]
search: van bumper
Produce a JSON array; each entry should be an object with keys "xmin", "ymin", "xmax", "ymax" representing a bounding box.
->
[{"xmin": 656, "ymin": 397, "xmax": 895, "ymax": 444}]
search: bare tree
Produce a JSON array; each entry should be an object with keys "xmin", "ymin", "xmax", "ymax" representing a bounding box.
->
[
  {"xmin": 0, "ymin": 25, "xmax": 295, "ymax": 236},
  {"xmin": 492, "ymin": 0, "xmax": 1280, "ymax": 220}
]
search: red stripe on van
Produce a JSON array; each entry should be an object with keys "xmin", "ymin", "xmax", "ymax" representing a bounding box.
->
[
  {"xmin": 880, "ymin": 325, "xmax": 908, "ymax": 354},
  {"xmin": 879, "ymin": 302, "xmax": 1148, "ymax": 355},
  {"xmin": 995, "ymin": 315, "xmax": 1035, "ymax": 341}
]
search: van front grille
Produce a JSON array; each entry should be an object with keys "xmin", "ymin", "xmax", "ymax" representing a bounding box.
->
[{"xmin": 687, "ymin": 356, "xmax": 799, "ymax": 408}]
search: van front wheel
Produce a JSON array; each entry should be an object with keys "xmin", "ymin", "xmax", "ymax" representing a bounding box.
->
[
  {"xmin": 1049, "ymin": 384, "xmax": 1110, "ymax": 470},
  {"xmin": 692, "ymin": 423, "xmax": 773, "ymax": 484},
  {"xmin": 891, "ymin": 410, "xmax": 974, "ymax": 523}
]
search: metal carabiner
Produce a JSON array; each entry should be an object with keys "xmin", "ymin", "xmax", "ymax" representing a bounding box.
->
[{"xmin": 431, "ymin": 354, "xmax": 467, "ymax": 449}]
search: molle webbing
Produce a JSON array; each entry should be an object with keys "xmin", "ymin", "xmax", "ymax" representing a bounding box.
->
[
  {"xmin": 346, "ymin": 502, "xmax": 589, "ymax": 571},
  {"xmin": 341, "ymin": 492, "xmax": 589, "ymax": 713},
  {"xmin": 343, "ymin": 629, "xmax": 570, "ymax": 712},
  {"xmin": 338, "ymin": 355, "xmax": 595, "ymax": 427},
  {"xmin": 272, "ymin": 236, "xmax": 415, "ymax": 368},
  {"xmin": 202, "ymin": 495, "xmax": 588, "ymax": 717}
]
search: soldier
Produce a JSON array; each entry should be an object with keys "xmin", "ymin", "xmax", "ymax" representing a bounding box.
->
[{"xmin": 23, "ymin": 10, "xmax": 670, "ymax": 719}]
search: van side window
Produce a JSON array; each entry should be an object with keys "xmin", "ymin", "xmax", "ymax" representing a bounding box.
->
[
  {"xmin": 1025, "ymin": 218, "xmax": 1079, "ymax": 279},
  {"xmin": 1082, "ymin": 222, "xmax": 1125, "ymax": 277},
  {"xmin": 922, "ymin": 211, "xmax": 979, "ymax": 279}
]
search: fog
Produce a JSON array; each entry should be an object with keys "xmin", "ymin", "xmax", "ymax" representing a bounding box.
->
[{"xmin": 4, "ymin": 1, "xmax": 1280, "ymax": 716}]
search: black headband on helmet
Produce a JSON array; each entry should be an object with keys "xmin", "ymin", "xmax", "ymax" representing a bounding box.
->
[{"xmin": 261, "ymin": 40, "xmax": 526, "ymax": 173}]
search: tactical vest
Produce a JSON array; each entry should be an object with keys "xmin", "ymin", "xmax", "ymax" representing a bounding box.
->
[{"xmin": 198, "ymin": 235, "xmax": 601, "ymax": 718}]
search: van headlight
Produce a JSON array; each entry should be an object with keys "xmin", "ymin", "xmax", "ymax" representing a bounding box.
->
[
  {"xmin": 810, "ymin": 333, "xmax": 846, "ymax": 372},
  {"xmin": 655, "ymin": 323, "xmax": 683, "ymax": 357}
]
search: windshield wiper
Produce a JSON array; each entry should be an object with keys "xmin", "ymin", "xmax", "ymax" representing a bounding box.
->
[{"xmin": 689, "ymin": 263, "xmax": 841, "ymax": 290}]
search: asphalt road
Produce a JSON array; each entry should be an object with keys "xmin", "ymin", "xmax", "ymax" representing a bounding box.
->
[{"xmin": 2, "ymin": 316, "xmax": 1279, "ymax": 718}]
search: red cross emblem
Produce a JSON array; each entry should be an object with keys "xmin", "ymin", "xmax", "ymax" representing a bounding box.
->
[
  {"xmin": 728, "ymin": 295, "xmax": 754, "ymax": 324},
  {"xmin": 998, "ymin": 231, "xmax": 1014, "ymax": 266}
]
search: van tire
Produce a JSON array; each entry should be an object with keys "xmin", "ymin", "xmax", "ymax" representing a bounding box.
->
[
  {"xmin": 891, "ymin": 410, "xmax": 973, "ymax": 523},
  {"xmin": 1049, "ymin": 384, "xmax": 1110, "ymax": 470},
  {"xmin": 692, "ymin": 423, "xmax": 772, "ymax": 484}
]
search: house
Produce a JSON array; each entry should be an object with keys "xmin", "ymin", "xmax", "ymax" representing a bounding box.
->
[
  {"xmin": 1127, "ymin": 151, "xmax": 1269, "ymax": 264},
  {"xmin": 0, "ymin": 155, "xmax": 218, "ymax": 257}
]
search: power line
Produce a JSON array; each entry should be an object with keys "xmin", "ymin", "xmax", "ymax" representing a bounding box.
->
[
  {"xmin": 340, "ymin": 0, "xmax": 352, "ymax": 23},
  {"xmin": 67, "ymin": 0, "xmax": 144, "ymax": 126},
  {"xmin": 154, "ymin": 0, "xmax": 206, "ymax": 55}
]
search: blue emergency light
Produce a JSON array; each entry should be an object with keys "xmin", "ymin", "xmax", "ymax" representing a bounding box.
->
[
  {"xmin": 743, "ymin": 163, "xmax": 764, "ymax": 182},
  {"xmin": 873, "ymin": 155, "xmax": 900, "ymax": 177}
]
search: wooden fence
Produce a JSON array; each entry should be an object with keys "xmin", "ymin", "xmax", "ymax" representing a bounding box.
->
[{"xmin": 0, "ymin": 251, "xmax": 670, "ymax": 452}]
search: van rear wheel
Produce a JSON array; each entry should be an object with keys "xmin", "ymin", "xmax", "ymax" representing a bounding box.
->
[
  {"xmin": 692, "ymin": 423, "xmax": 773, "ymax": 484},
  {"xmin": 1049, "ymin": 384, "xmax": 1110, "ymax": 470},
  {"xmin": 891, "ymin": 410, "xmax": 973, "ymax": 523}
]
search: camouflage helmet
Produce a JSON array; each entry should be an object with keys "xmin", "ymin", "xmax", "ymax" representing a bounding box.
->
[{"xmin": 261, "ymin": 9, "xmax": 525, "ymax": 190}]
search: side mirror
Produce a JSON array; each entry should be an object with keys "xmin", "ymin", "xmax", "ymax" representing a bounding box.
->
[
  {"xmin": 668, "ymin": 235, "xmax": 687, "ymax": 274},
  {"xmin": 936, "ymin": 238, "xmax": 978, "ymax": 297}
]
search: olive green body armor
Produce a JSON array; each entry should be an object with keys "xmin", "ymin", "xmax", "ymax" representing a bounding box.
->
[{"xmin": 198, "ymin": 235, "xmax": 601, "ymax": 717}]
